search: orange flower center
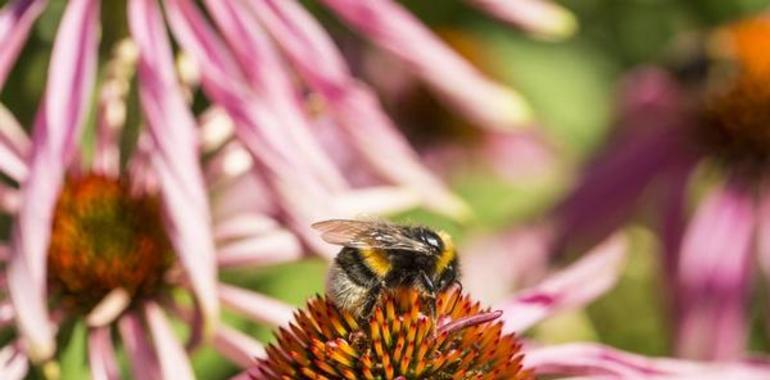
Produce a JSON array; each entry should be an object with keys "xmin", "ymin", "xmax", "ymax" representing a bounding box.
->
[
  {"xmin": 47, "ymin": 174, "xmax": 174, "ymax": 311},
  {"xmin": 700, "ymin": 15, "xmax": 770, "ymax": 172}
]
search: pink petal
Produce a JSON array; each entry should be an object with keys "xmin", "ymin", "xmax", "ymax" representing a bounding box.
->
[
  {"xmin": 0, "ymin": 104, "xmax": 29, "ymax": 182},
  {"xmin": 217, "ymin": 229, "xmax": 303, "ymax": 268},
  {"xmin": 498, "ymin": 233, "xmax": 626, "ymax": 333},
  {"xmin": 85, "ymin": 288, "xmax": 131, "ymax": 328},
  {"xmin": 524, "ymin": 342, "xmax": 770, "ymax": 379},
  {"xmin": 143, "ymin": 302, "xmax": 195, "ymax": 380},
  {"xmin": 163, "ymin": 0, "xmax": 342, "ymax": 257},
  {"xmin": 331, "ymin": 187, "xmax": 421, "ymax": 217},
  {"xmin": 320, "ymin": 0, "xmax": 533, "ymax": 130},
  {"xmin": 7, "ymin": 0, "xmax": 99, "ymax": 362},
  {"xmin": 213, "ymin": 214, "xmax": 280, "ymax": 243},
  {"xmin": 0, "ymin": 0, "xmax": 47, "ymax": 90},
  {"xmin": 118, "ymin": 313, "xmax": 161, "ymax": 379},
  {"xmin": 88, "ymin": 327, "xmax": 120, "ymax": 380},
  {"xmin": 466, "ymin": 0, "xmax": 577, "ymax": 39},
  {"xmin": 0, "ymin": 343, "xmax": 28, "ymax": 380},
  {"xmin": 675, "ymin": 181, "xmax": 755, "ymax": 360},
  {"xmin": 246, "ymin": 0, "xmax": 469, "ymax": 220},
  {"xmin": 759, "ymin": 193, "xmax": 770, "ymax": 301},
  {"xmin": 201, "ymin": 0, "xmax": 348, "ymax": 191},
  {"xmin": 128, "ymin": 0, "xmax": 219, "ymax": 329},
  {"xmin": 166, "ymin": 0, "xmax": 342, "ymax": 192},
  {"xmin": 213, "ymin": 324, "xmax": 266, "ymax": 368},
  {"xmin": 553, "ymin": 113, "xmax": 690, "ymax": 254},
  {"xmin": 218, "ymin": 284, "xmax": 294, "ymax": 327}
]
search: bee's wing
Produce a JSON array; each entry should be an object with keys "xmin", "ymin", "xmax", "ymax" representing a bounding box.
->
[{"xmin": 311, "ymin": 219, "xmax": 433, "ymax": 253}]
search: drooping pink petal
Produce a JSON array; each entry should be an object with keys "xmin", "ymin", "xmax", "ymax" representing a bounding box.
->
[
  {"xmin": 165, "ymin": 0, "xmax": 339, "ymax": 192},
  {"xmin": 218, "ymin": 284, "xmax": 294, "ymax": 327},
  {"xmin": 320, "ymin": 0, "xmax": 533, "ymax": 130},
  {"xmin": 163, "ymin": 0, "xmax": 342, "ymax": 257},
  {"xmin": 213, "ymin": 213, "xmax": 279, "ymax": 243},
  {"xmin": 247, "ymin": 0, "xmax": 469, "ymax": 220},
  {"xmin": 201, "ymin": 0, "xmax": 347, "ymax": 191},
  {"xmin": 118, "ymin": 313, "xmax": 160, "ymax": 379},
  {"xmin": 144, "ymin": 302, "xmax": 194, "ymax": 380},
  {"xmin": 7, "ymin": 0, "xmax": 99, "ymax": 362},
  {"xmin": 758, "ymin": 187, "xmax": 770, "ymax": 281},
  {"xmin": 331, "ymin": 187, "xmax": 421, "ymax": 217},
  {"xmin": 0, "ymin": 104, "xmax": 29, "ymax": 182},
  {"xmin": 213, "ymin": 324, "xmax": 266, "ymax": 368},
  {"xmin": 128, "ymin": 0, "xmax": 219, "ymax": 330},
  {"xmin": 0, "ymin": 0, "xmax": 47, "ymax": 90},
  {"xmin": 217, "ymin": 229, "xmax": 303, "ymax": 268},
  {"xmin": 553, "ymin": 72, "xmax": 695, "ymax": 254},
  {"xmin": 0, "ymin": 343, "xmax": 28, "ymax": 380},
  {"xmin": 88, "ymin": 327, "xmax": 120, "ymax": 380},
  {"xmin": 498, "ymin": 233, "xmax": 627, "ymax": 333},
  {"xmin": 466, "ymin": 0, "xmax": 577, "ymax": 39},
  {"xmin": 524, "ymin": 342, "xmax": 770, "ymax": 379},
  {"xmin": 676, "ymin": 181, "xmax": 755, "ymax": 361}
]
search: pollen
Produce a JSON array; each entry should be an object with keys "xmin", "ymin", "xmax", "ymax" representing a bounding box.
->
[
  {"xmin": 255, "ymin": 287, "xmax": 533, "ymax": 380},
  {"xmin": 47, "ymin": 174, "xmax": 174, "ymax": 311},
  {"xmin": 700, "ymin": 15, "xmax": 770, "ymax": 173}
]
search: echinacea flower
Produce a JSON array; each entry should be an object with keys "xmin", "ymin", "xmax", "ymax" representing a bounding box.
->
[
  {"xmin": 0, "ymin": 0, "xmax": 580, "ymax": 378},
  {"xmin": 254, "ymin": 288, "xmax": 532, "ymax": 379},
  {"xmin": 244, "ymin": 234, "xmax": 770, "ymax": 379},
  {"xmin": 549, "ymin": 14, "xmax": 770, "ymax": 360}
]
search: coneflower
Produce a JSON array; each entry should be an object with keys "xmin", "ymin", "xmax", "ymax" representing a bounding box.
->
[
  {"xmin": 549, "ymin": 13, "xmax": 770, "ymax": 361},
  {"xmin": 254, "ymin": 287, "xmax": 532, "ymax": 380}
]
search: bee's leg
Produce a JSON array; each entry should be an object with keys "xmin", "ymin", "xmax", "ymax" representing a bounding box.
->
[
  {"xmin": 419, "ymin": 271, "xmax": 437, "ymax": 318},
  {"xmin": 360, "ymin": 284, "xmax": 383, "ymax": 319}
]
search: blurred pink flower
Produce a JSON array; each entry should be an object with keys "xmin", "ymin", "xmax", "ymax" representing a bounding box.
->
[{"xmin": 550, "ymin": 16, "xmax": 770, "ymax": 361}]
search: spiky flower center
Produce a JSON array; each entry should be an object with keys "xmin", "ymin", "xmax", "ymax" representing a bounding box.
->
[
  {"xmin": 699, "ymin": 16, "xmax": 770, "ymax": 172},
  {"xmin": 256, "ymin": 288, "xmax": 532, "ymax": 380},
  {"xmin": 47, "ymin": 174, "xmax": 174, "ymax": 311}
]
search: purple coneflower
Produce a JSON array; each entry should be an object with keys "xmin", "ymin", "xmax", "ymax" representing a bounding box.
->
[
  {"xmin": 0, "ymin": 0, "xmax": 578, "ymax": 377},
  {"xmin": 551, "ymin": 14, "xmax": 770, "ymax": 360}
]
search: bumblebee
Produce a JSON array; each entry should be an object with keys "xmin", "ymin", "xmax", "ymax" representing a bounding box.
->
[{"xmin": 312, "ymin": 219, "xmax": 460, "ymax": 318}]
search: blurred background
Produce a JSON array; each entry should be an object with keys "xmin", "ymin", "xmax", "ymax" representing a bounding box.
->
[{"xmin": 3, "ymin": 0, "xmax": 770, "ymax": 378}]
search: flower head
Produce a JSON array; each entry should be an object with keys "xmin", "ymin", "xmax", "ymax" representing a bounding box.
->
[{"xmin": 255, "ymin": 287, "xmax": 532, "ymax": 380}]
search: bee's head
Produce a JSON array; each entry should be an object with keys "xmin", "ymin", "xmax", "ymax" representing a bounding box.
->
[{"xmin": 416, "ymin": 228, "xmax": 445, "ymax": 256}]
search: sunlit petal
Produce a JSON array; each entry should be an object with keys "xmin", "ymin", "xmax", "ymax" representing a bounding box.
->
[
  {"xmin": 144, "ymin": 302, "xmax": 195, "ymax": 380},
  {"xmin": 217, "ymin": 229, "xmax": 303, "ymax": 268},
  {"xmin": 7, "ymin": 0, "xmax": 99, "ymax": 362},
  {"xmin": 213, "ymin": 324, "xmax": 266, "ymax": 368},
  {"xmin": 87, "ymin": 327, "xmax": 120, "ymax": 380},
  {"xmin": 321, "ymin": 0, "xmax": 533, "ymax": 130},
  {"xmin": 466, "ymin": 0, "xmax": 577, "ymax": 39},
  {"xmin": 218, "ymin": 284, "xmax": 294, "ymax": 328},
  {"xmin": 0, "ymin": 0, "xmax": 47, "ymax": 89},
  {"xmin": 525, "ymin": 342, "xmax": 770, "ymax": 379},
  {"xmin": 498, "ymin": 234, "xmax": 626, "ymax": 333},
  {"xmin": 129, "ymin": 0, "xmax": 219, "ymax": 330}
]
